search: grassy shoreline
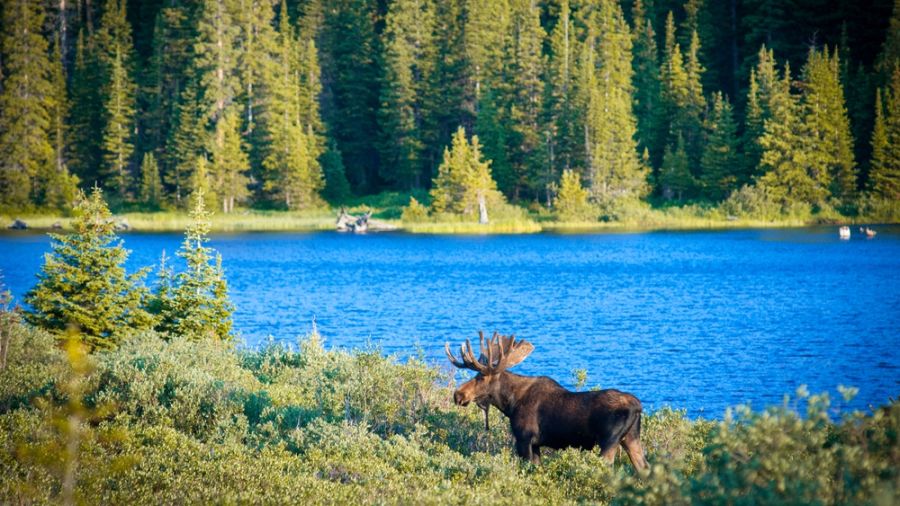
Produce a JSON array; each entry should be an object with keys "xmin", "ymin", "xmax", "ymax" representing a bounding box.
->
[{"xmin": 3, "ymin": 209, "xmax": 887, "ymax": 235}]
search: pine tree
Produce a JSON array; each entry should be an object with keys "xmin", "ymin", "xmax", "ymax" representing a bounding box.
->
[
  {"xmin": 463, "ymin": 0, "xmax": 510, "ymax": 109},
  {"xmin": 875, "ymin": 0, "xmax": 900, "ymax": 80},
  {"xmin": 321, "ymin": 0, "xmax": 381, "ymax": 190},
  {"xmin": 581, "ymin": 0, "xmax": 648, "ymax": 206},
  {"xmin": 139, "ymin": 152, "xmax": 163, "ymax": 208},
  {"xmin": 659, "ymin": 134, "xmax": 693, "ymax": 201},
  {"xmin": 759, "ymin": 63, "xmax": 828, "ymax": 207},
  {"xmin": 68, "ymin": 29, "xmax": 104, "ymax": 186},
  {"xmin": 378, "ymin": 0, "xmax": 435, "ymax": 188},
  {"xmin": 800, "ymin": 47, "xmax": 856, "ymax": 204},
  {"xmin": 474, "ymin": 92, "xmax": 512, "ymax": 198},
  {"xmin": 40, "ymin": 37, "xmax": 79, "ymax": 210},
  {"xmin": 101, "ymin": 42, "xmax": 137, "ymax": 200},
  {"xmin": 430, "ymin": 126, "xmax": 504, "ymax": 217},
  {"xmin": 195, "ymin": 0, "xmax": 240, "ymax": 125},
  {"xmin": 869, "ymin": 68, "xmax": 900, "ymax": 199},
  {"xmin": 25, "ymin": 187, "xmax": 153, "ymax": 350},
  {"xmin": 631, "ymin": 0, "xmax": 664, "ymax": 169},
  {"xmin": 0, "ymin": 0, "xmax": 55, "ymax": 209},
  {"xmin": 167, "ymin": 76, "xmax": 207, "ymax": 206},
  {"xmin": 700, "ymin": 92, "xmax": 738, "ymax": 201},
  {"xmin": 742, "ymin": 46, "xmax": 779, "ymax": 181},
  {"xmin": 682, "ymin": 29, "xmax": 706, "ymax": 164},
  {"xmin": 554, "ymin": 169, "xmax": 594, "ymax": 221},
  {"xmin": 209, "ymin": 108, "xmax": 249, "ymax": 213},
  {"xmin": 503, "ymin": 0, "xmax": 545, "ymax": 201},
  {"xmin": 320, "ymin": 140, "xmax": 352, "ymax": 203},
  {"xmin": 156, "ymin": 190, "xmax": 234, "ymax": 341}
]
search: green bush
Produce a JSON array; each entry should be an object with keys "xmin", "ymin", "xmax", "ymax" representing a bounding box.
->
[{"xmin": 1, "ymin": 320, "xmax": 898, "ymax": 504}]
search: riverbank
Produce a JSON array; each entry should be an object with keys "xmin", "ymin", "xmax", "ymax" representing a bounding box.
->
[{"xmin": 1, "ymin": 321, "xmax": 898, "ymax": 504}]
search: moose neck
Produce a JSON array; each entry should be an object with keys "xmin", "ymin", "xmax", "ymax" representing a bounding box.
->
[{"xmin": 490, "ymin": 371, "xmax": 540, "ymax": 418}]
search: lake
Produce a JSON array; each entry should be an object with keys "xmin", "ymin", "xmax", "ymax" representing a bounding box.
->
[{"xmin": 1, "ymin": 227, "xmax": 898, "ymax": 418}]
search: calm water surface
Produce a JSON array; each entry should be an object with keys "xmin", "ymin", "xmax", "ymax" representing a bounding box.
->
[{"xmin": 2, "ymin": 227, "xmax": 898, "ymax": 417}]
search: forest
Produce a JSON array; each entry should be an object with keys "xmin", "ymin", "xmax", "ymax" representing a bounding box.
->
[{"xmin": 0, "ymin": 0, "xmax": 899, "ymax": 224}]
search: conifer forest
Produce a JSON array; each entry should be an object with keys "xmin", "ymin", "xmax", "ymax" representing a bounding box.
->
[{"xmin": 0, "ymin": 0, "xmax": 898, "ymax": 222}]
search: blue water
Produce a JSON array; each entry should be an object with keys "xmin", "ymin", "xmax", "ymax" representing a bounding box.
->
[{"xmin": 1, "ymin": 227, "xmax": 899, "ymax": 418}]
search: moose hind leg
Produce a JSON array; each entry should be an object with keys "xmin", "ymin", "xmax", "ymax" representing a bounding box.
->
[
  {"xmin": 515, "ymin": 437, "xmax": 534, "ymax": 463},
  {"xmin": 621, "ymin": 412, "xmax": 648, "ymax": 472}
]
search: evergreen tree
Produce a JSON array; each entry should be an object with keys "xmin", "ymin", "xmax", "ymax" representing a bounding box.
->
[
  {"xmin": 378, "ymin": 0, "xmax": 435, "ymax": 188},
  {"xmin": 503, "ymin": 0, "xmax": 545, "ymax": 201},
  {"xmin": 191, "ymin": 155, "xmax": 212, "ymax": 203},
  {"xmin": 554, "ymin": 169, "xmax": 594, "ymax": 221},
  {"xmin": 139, "ymin": 152, "xmax": 163, "ymax": 208},
  {"xmin": 195, "ymin": 0, "xmax": 240, "ymax": 125},
  {"xmin": 463, "ymin": 0, "xmax": 510, "ymax": 109},
  {"xmin": 68, "ymin": 30, "xmax": 104, "ymax": 186},
  {"xmin": 430, "ymin": 126, "xmax": 504, "ymax": 217},
  {"xmin": 209, "ymin": 108, "xmax": 249, "ymax": 213},
  {"xmin": 101, "ymin": 42, "xmax": 137, "ymax": 200},
  {"xmin": 742, "ymin": 46, "xmax": 779, "ymax": 181},
  {"xmin": 40, "ymin": 37, "xmax": 79, "ymax": 210},
  {"xmin": 631, "ymin": 0, "xmax": 664, "ymax": 169},
  {"xmin": 0, "ymin": 0, "xmax": 55, "ymax": 209},
  {"xmin": 167, "ymin": 76, "xmax": 207, "ymax": 206},
  {"xmin": 700, "ymin": 92, "xmax": 738, "ymax": 200},
  {"xmin": 474, "ymin": 92, "xmax": 512, "ymax": 198},
  {"xmin": 320, "ymin": 140, "xmax": 352, "ymax": 203},
  {"xmin": 581, "ymin": 0, "xmax": 648, "ymax": 205},
  {"xmin": 25, "ymin": 187, "xmax": 153, "ymax": 350},
  {"xmin": 659, "ymin": 134, "xmax": 693, "ymax": 201},
  {"xmin": 800, "ymin": 47, "xmax": 856, "ymax": 204},
  {"xmin": 759, "ymin": 63, "xmax": 829, "ymax": 207},
  {"xmin": 869, "ymin": 68, "xmax": 900, "ymax": 199},
  {"xmin": 546, "ymin": 0, "xmax": 581, "ymax": 175},
  {"xmin": 156, "ymin": 190, "xmax": 234, "ymax": 341},
  {"xmin": 875, "ymin": 0, "xmax": 900, "ymax": 80},
  {"xmin": 321, "ymin": 0, "xmax": 381, "ymax": 190}
]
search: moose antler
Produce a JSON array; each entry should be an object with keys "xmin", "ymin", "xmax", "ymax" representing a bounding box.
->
[{"xmin": 446, "ymin": 331, "xmax": 534, "ymax": 374}]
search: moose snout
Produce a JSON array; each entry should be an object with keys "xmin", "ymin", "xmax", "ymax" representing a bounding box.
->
[{"xmin": 453, "ymin": 390, "xmax": 470, "ymax": 406}]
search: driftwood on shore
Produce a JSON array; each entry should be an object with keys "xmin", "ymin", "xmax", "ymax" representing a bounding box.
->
[
  {"xmin": 335, "ymin": 208, "xmax": 398, "ymax": 233},
  {"xmin": 8, "ymin": 219, "xmax": 27, "ymax": 230}
]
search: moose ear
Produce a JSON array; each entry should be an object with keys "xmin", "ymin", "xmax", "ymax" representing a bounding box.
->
[{"xmin": 501, "ymin": 338, "xmax": 534, "ymax": 369}]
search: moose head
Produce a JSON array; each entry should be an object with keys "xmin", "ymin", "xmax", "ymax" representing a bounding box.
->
[{"xmin": 446, "ymin": 331, "xmax": 648, "ymax": 470}]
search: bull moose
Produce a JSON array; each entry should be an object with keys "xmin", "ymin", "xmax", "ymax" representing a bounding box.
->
[{"xmin": 446, "ymin": 332, "xmax": 648, "ymax": 471}]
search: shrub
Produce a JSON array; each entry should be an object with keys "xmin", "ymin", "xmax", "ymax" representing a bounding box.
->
[{"xmin": 400, "ymin": 197, "xmax": 429, "ymax": 223}]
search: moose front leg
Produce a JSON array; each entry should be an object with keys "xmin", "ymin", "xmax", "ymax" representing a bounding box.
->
[{"xmin": 515, "ymin": 436, "xmax": 539, "ymax": 464}]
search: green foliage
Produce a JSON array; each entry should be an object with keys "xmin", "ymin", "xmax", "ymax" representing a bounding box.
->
[
  {"xmin": 659, "ymin": 135, "xmax": 694, "ymax": 201},
  {"xmin": 0, "ymin": 0, "xmax": 56, "ymax": 209},
  {"xmin": 400, "ymin": 196, "xmax": 429, "ymax": 223},
  {"xmin": 1, "ymin": 317, "xmax": 898, "ymax": 504},
  {"xmin": 429, "ymin": 127, "xmax": 504, "ymax": 218},
  {"xmin": 869, "ymin": 66, "xmax": 900, "ymax": 200},
  {"xmin": 24, "ymin": 188, "xmax": 153, "ymax": 350},
  {"xmin": 139, "ymin": 152, "xmax": 163, "ymax": 209},
  {"xmin": 699, "ymin": 92, "xmax": 739, "ymax": 201},
  {"xmin": 553, "ymin": 169, "xmax": 595, "ymax": 222},
  {"xmin": 153, "ymin": 190, "xmax": 234, "ymax": 341}
]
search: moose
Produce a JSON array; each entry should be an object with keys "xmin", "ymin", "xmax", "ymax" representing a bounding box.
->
[{"xmin": 446, "ymin": 332, "xmax": 648, "ymax": 471}]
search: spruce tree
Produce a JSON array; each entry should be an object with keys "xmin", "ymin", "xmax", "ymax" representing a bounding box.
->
[
  {"xmin": 463, "ymin": 0, "xmax": 510, "ymax": 108},
  {"xmin": 321, "ymin": 0, "xmax": 381, "ymax": 190},
  {"xmin": 700, "ymin": 92, "xmax": 738, "ymax": 201},
  {"xmin": 40, "ymin": 37, "xmax": 79, "ymax": 210},
  {"xmin": 430, "ymin": 126, "xmax": 504, "ymax": 217},
  {"xmin": 378, "ymin": 0, "xmax": 435, "ymax": 188},
  {"xmin": 554, "ymin": 169, "xmax": 594, "ymax": 221},
  {"xmin": 0, "ymin": 0, "xmax": 55, "ymax": 209},
  {"xmin": 167, "ymin": 76, "xmax": 207, "ymax": 206},
  {"xmin": 742, "ymin": 46, "xmax": 779, "ymax": 181},
  {"xmin": 869, "ymin": 68, "xmax": 900, "ymax": 199},
  {"xmin": 210, "ymin": 108, "xmax": 249, "ymax": 213},
  {"xmin": 759, "ymin": 63, "xmax": 828, "ymax": 208},
  {"xmin": 156, "ymin": 190, "xmax": 234, "ymax": 341},
  {"xmin": 68, "ymin": 29, "xmax": 104, "ymax": 186},
  {"xmin": 800, "ymin": 47, "xmax": 856, "ymax": 204},
  {"xmin": 139, "ymin": 152, "xmax": 163, "ymax": 208},
  {"xmin": 631, "ymin": 0, "xmax": 664, "ymax": 169},
  {"xmin": 581, "ymin": 0, "xmax": 648, "ymax": 206},
  {"xmin": 659, "ymin": 134, "xmax": 693, "ymax": 201},
  {"xmin": 321, "ymin": 140, "xmax": 352, "ymax": 203},
  {"xmin": 101, "ymin": 42, "xmax": 137, "ymax": 201},
  {"xmin": 546, "ymin": 0, "xmax": 581, "ymax": 176},
  {"xmin": 25, "ymin": 187, "xmax": 153, "ymax": 351}
]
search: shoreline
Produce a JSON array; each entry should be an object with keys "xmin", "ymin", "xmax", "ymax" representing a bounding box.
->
[{"xmin": 2, "ymin": 211, "xmax": 893, "ymax": 235}]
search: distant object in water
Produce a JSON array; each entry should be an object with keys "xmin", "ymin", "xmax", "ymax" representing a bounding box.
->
[
  {"xmin": 335, "ymin": 208, "xmax": 398, "ymax": 233},
  {"xmin": 8, "ymin": 219, "xmax": 27, "ymax": 230},
  {"xmin": 839, "ymin": 226, "xmax": 851, "ymax": 240},
  {"xmin": 865, "ymin": 227, "xmax": 877, "ymax": 238}
]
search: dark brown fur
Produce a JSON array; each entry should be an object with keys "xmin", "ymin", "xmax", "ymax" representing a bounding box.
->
[{"xmin": 454, "ymin": 370, "xmax": 647, "ymax": 469}]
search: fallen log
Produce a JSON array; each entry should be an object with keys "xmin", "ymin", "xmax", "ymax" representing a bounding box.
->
[{"xmin": 335, "ymin": 208, "xmax": 398, "ymax": 233}]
